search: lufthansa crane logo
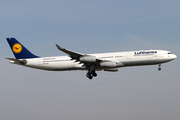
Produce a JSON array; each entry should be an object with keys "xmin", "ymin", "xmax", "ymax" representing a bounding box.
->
[{"xmin": 12, "ymin": 43, "xmax": 22, "ymax": 53}]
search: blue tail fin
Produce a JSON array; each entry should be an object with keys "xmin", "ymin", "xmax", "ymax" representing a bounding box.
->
[{"xmin": 6, "ymin": 38, "xmax": 39, "ymax": 59}]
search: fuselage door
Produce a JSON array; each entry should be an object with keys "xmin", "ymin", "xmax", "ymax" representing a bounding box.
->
[
  {"xmin": 38, "ymin": 58, "xmax": 43, "ymax": 65},
  {"xmin": 127, "ymin": 53, "xmax": 131, "ymax": 60},
  {"xmin": 158, "ymin": 52, "xmax": 163, "ymax": 59}
]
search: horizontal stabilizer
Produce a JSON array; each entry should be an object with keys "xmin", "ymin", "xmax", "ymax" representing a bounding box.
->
[{"xmin": 5, "ymin": 57, "xmax": 27, "ymax": 65}]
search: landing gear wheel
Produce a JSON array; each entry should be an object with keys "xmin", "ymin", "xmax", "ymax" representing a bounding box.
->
[
  {"xmin": 93, "ymin": 73, "xmax": 97, "ymax": 77},
  {"xmin": 89, "ymin": 76, "xmax": 93, "ymax": 79},
  {"xmin": 86, "ymin": 72, "xmax": 93, "ymax": 80},
  {"xmin": 91, "ymin": 71, "xmax": 97, "ymax": 77}
]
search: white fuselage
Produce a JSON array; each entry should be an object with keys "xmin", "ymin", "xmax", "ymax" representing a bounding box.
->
[{"xmin": 12, "ymin": 50, "xmax": 176, "ymax": 71}]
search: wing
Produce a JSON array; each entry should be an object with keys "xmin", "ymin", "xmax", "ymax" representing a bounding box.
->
[
  {"xmin": 56, "ymin": 44, "xmax": 102, "ymax": 62},
  {"xmin": 55, "ymin": 44, "xmax": 124, "ymax": 71},
  {"xmin": 56, "ymin": 44, "xmax": 84, "ymax": 60}
]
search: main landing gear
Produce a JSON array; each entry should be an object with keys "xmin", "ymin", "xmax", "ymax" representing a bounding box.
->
[
  {"xmin": 158, "ymin": 64, "xmax": 161, "ymax": 71},
  {"xmin": 86, "ymin": 70, "xmax": 97, "ymax": 79},
  {"xmin": 86, "ymin": 64, "xmax": 97, "ymax": 79}
]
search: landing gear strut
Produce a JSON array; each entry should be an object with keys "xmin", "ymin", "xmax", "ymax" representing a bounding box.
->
[{"xmin": 158, "ymin": 64, "xmax": 161, "ymax": 71}]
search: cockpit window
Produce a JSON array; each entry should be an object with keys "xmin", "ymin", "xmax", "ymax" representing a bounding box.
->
[{"xmin": 168, "ymin": 52, "xmax": 172, "ymax": 54}]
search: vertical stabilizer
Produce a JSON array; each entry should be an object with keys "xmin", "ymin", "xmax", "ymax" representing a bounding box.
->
[{"xmin": 6, "ymin": 38, "xmax": 39, "ymax": 59}]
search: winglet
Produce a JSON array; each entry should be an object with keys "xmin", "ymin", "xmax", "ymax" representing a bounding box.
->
[{"xmin": 56, "ymin": 44, "xmax": 64, "ymax": 51}]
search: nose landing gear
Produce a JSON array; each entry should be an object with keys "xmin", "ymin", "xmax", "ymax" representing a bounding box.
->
[{"xmin": 158, "ymin": 64, "xmax": 161, "ymax": 71}]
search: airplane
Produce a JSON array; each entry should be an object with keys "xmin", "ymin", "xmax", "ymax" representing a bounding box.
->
[{"xmin": 5, "ymin": 38, "xmax": 177, "ymax": 79}]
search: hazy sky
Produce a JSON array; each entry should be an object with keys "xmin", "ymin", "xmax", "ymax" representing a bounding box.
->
[{"xmin": 0, "ymin": 0, "xmax": 180, "ymax": 120}]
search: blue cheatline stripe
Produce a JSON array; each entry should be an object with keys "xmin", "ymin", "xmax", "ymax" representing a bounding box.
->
[{"xmin": 7, "ymin": 38, "xmax": 39, "ymax": 59}]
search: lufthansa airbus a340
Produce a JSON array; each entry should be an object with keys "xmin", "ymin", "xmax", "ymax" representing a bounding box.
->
[{"xmin": 6, "ymin": 38, "xmax": 177, "ymax": 79}]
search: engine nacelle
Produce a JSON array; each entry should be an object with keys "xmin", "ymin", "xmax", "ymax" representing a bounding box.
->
[
  {"xmin": 116, "ymin": 62, "xmax": 124, "ymax": 67},
  {"xmin": 80, "ymin": 56, "xmax": 96, "ymax": 63},
  {"xmin": 100, "ymin": 61, "xmax": 124, "ymax": 68},
  {"xmin": 100, "ymin": 61, "xmax": 116, "ymax": 67}
]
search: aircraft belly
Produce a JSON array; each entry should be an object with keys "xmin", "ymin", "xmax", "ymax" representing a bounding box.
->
[
  {"xmin": 122, "ymin": 59, "xmax": 172, "ymax": 66},
  {"xmin": 46, "ymin": 61, "xmax": 76, "ymax": 70}
]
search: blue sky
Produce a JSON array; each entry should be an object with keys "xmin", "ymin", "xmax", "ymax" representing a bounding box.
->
[{"xmin": 1, "ymin": 0, "xmax": 180, "ymax": 120}]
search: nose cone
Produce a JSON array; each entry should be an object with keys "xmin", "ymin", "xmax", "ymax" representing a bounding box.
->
[{"xmin": 172, "ymin": 54, "xmax": 177, "ymax": 59}]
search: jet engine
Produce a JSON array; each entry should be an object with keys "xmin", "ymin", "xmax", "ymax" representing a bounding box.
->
[
  {"xmin": 100, "ymin": 61, "xmax": 124, "ymax": 68},
  {"xmin": 80, "ymin": 56, "xmax": 96, "ymax": 63}
]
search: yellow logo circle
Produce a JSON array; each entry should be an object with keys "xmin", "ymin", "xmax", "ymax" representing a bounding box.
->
[{"xmin": 13, "ymin": 43, "xmax": 22, "ymax": 53}]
